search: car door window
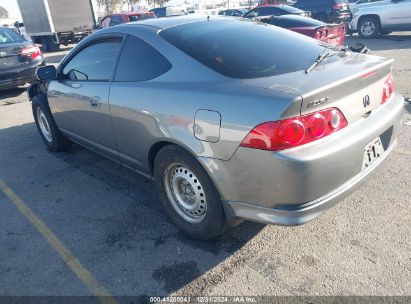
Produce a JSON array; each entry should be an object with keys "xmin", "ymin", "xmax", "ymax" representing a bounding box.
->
[
  {"xmin": 63, "ymin": 39, "xmax": 121, "ymax": 81},
  {"xmin": 114, "ymin": 35, "xmax": 171, "ymax": 82}
]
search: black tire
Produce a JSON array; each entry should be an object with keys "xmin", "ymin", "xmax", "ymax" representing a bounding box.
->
[
  {"xmin": 154, "ymin": 145, "xmax": 227, "ymax": 240},
  {"xmin": 358, "ymin": 16, "xmax": 380, "ymax": 38},
  {"xmin": 32, "ymin": 94, "xmax": 71, "ymax": 152},
  {"xmin": 315, "ymin": 13, "xmax": 328, "ymax": 23}
]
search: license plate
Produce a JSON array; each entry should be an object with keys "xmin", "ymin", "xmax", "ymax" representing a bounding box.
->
[
  {"xmin": 0, "ymin": 56, "xmax": 19, "ymax": 68},
  {"xmin": 362, "ymin": 137, "xmax": 384, "ymax": 170}
]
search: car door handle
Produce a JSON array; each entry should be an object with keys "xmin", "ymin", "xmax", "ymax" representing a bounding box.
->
[{"xmin": 90, "ymin": 96, "xmax": 102, "ymax": 108}]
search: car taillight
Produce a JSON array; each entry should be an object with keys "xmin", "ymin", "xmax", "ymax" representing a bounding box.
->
[
  {"xmin": 315, "ymin": 29, "xmax": 328, "ymax": 39},
  {"xmin": 381, "ymin": 74, "xmax": 394, "ymax": 105},
  {"xmin": 240, "ymin": 108, "xmax": 348, "ymax": 151},
  {"xmin": 20, "ymin": 45, "xmax": 41, "ymax": 60},
  {"xmin": 331, "ymin": 3, "xmax": 343, "ymax": 9}
]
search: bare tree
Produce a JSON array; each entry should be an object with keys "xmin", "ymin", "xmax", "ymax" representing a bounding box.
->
[
  {"xmin": 124, "ymin": 0, "xmax": 140, "ymax": 11},
  {"xmin": 0, "ymin": 5, "xmax": 9, "ymax": 18},
  {"xmin": 96, "ymin": 0, "xmax": 122, "ymax": 14},
  {"xmin": 147, "ymin": 0, "xmax": 169, "ymax": 8}
]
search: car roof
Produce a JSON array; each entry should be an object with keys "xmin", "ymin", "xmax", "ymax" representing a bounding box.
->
[{"xmin": 125, "ymin": 15, "xmax": 221, "ymax": 30}]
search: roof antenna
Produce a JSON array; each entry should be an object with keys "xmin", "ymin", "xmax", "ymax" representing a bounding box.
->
[{"xmin": 207, "ymin": 15, "xmax": 210, "ymax": 21}]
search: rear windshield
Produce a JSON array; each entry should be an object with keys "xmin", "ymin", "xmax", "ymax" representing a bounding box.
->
[
  {"xmin": 275, "ymin": 16, "xmax": 325, "ymax": 27},
  {"xmin": 0, "ymin": 27, "xmax": 24, "ymax": 44},
  {"xmin": 129, "ymin": 14, "xmax": 155, "ymax": 22},
  {"xmin": 279, "ymin": 6, "xmax": 304, "ymax": 13},
  {"xmin": 159, "ymin": 19, "xmax": 326, "ymax": 79}
]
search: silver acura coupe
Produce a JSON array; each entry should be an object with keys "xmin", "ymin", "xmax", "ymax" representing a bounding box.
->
[{"xmin": 29, "ymin": 16, "xmax": 404, "ymax": 239}]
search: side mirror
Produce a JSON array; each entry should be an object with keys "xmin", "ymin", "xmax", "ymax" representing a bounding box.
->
[{"xmin": 36, "ymin": 65, "xmax": 57, "ymax": 81}]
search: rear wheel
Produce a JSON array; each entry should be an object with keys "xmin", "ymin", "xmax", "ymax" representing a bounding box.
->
[
  {"xmin": 154, "ymin": 145, "xmax": 227, "ymax": 239},
  {"xmin": 358, "ymin": 17, "xmax": 380, "ymax": 38},
  {"xmin": 32, "ymin": 95, "xmax": 71, "ymax": 151}
]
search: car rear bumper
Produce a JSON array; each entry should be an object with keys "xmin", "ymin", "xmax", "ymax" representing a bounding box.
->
[
  {"xmin": 0, "ymin": 60, "xmax": 45, "ymax": 90},
  {"xmin": 199, "ymin": 93, "xmax": 404, "ymax": 225},
  {"xmin": 223, "ymin": 138, "xmax": 397, "ymax": 225}
]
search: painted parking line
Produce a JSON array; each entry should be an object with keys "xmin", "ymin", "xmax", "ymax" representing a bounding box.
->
[{"xmin": 0, "ymin": 179, "xmax": 118, "ymax": 304}]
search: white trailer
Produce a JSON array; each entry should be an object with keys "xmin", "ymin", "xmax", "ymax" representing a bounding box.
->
[{"xmin": 17, "ymin": 0, "xmax": 95, "ymax": 51}]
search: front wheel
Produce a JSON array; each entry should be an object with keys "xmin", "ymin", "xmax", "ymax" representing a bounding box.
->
[
  {"xmin": 154, "ymin": 145, "xmax": 227, "ymax": 239},
  {"xmin": 32, "ymin": 95, "xmax": 71, "ymax": 151},
  {"xmin": 358, "ymin": 17, "xmax": 380, "ymax": 38}
]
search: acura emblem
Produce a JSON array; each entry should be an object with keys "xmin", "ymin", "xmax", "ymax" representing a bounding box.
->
[
  {"xmin": 363, "ymin": 95, "xmax": 371, "ymax": 108},
  {"xmin": 0, "ymin": 52, "xmax": 6, "ymax": 58}
]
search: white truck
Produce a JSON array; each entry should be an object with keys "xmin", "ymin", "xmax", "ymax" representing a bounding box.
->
[
  {"xmin": 350, "ymin": 0, "xmax": 411, "ymax": 38},
  {"xmin": 17, "ymin": 0, "xmax": 96, "ymax": 51}
]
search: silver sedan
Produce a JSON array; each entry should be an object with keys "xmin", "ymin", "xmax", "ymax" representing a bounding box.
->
[{"xmin": 30, "ymin": 16, "xmax": 404, "ymax": 239}]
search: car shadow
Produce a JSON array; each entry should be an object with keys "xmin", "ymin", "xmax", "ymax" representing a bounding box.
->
[
  {"xmin": 0, "ymin": 87, "xmax": 27, "ymax": 103},
  {"xmin": 0, "ymin": 122, "xmax": 264, "ymax": 297},
  {"xmin": 346, "ymin": 33, "xmax": 411, "ymax": 51}
]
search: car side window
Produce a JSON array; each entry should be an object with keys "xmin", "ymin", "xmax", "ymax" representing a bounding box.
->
[
  {"xmin": 153, "ymin": 8, "xmax": 166, "ymax": 17},
  {"xmin": 62, "ymin": 38, "xmax": 122, "ymax": 81},
  {"xmin": 109, "ymin": 15, "xmax": 123, "ymax": 26},
  {"xmin": 114, "ymin": 35, "xmax": 171, "ymax": 82}
]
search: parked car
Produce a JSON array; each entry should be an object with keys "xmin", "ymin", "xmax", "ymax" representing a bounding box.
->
[
  {"xmin": 258, "ymin": 0, "xmax": 296, "ymax": 5},
  {"xmin": 218, "ymin": 8, "xmax": 249, "ymax": 16},
  {"xmin": 350, "ymin": 0, "xmax": 411, "ymax": 38},
  {"xmin": 349, "ymin": 0, "xmax": 385, "ymax": 13},
  {"xmin": 243, "ymin": 5, "xmax": 310, "ymax": 18},
  {"xmin": 0, "ymin": 26, "xmax": 45, "ymax": 90},
  {"xmin": 258, "ymin": 15, "xmax": 347, "ymax": 45},
  {"xmin": 149, "ymin": 6, "xmax": 186, "ymax": 18},
  {"xmin": 99, "ymin": 12, "xmax": 156, "ymax": 29},
  {"xmin": 293, "ymin": 0, "xmax": 351, "ymax": 23},
  {"xmin": 29, "ymin": 16, "xmax": 403, "ymax": 240}
]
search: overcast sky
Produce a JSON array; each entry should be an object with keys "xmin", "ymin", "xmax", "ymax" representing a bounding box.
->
[{"xmin": 0, "ymin": 0, "xmax": 21, "ymax": 18}]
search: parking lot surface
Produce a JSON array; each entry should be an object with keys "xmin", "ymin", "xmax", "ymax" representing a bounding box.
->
[{"xmin": 0, "ymin": 33, "xmax": 410, "ymax": 300}]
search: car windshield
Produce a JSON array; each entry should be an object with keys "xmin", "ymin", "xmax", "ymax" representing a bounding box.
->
[
  {"xmin": 160, "ymin": 19, "xmax": 329, "ymax": 79},
  {"xmin": 0, "ymin": 27, "xmax": 24, "ymax": 44}
]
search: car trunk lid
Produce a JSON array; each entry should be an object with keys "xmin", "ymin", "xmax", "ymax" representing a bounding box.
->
[
  {"xmin": 0, "ymin": 42, "xmax": 31, "ymax": 70},
  {"xmin": 241, "ymin": 52, "xmax": 393, "ymax": 125}
]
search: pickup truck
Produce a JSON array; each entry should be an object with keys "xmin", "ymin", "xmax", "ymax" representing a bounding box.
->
[{"xmin": 350, "ymin": 0, "xmax": 411, "ymax": 38}]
